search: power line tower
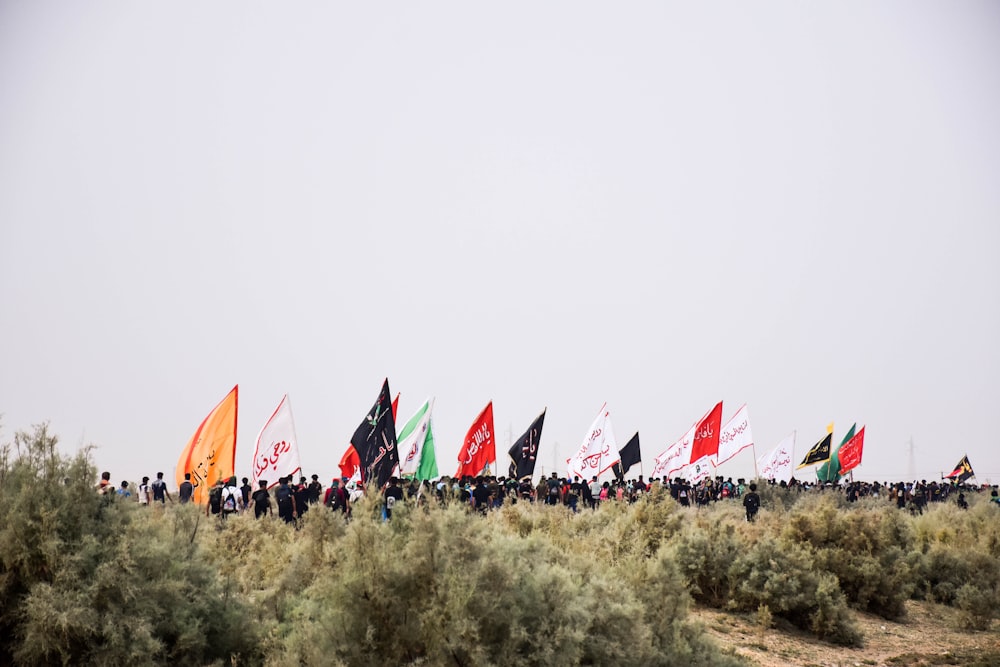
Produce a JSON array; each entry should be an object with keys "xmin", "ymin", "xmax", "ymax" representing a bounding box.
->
[{"xmin": 906, "ymin": 437, "xmax": 915, "ymax": 481}]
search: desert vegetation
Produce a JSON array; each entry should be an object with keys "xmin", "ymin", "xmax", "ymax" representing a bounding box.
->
[{"xmin": 1, "ymin": 423, "xmax": 997, "ymax": 666}]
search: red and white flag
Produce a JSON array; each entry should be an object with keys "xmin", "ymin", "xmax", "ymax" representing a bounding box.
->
[
  {"xmin": 456, "ymin": 401, "xmax": 495, "ymax": 478},
  {"xmin": 717, "ymin": 404, "xmax": 754, "ymax": 465},
  {"xmin": 758, "ymin": 432, "xmax": 795, "ymax": 483},
  {"xmin": 689, "ymin": 401, "xmax": 723, "ymax": 463},
  {"xmin": 567, "ymin": 403, "xmax": 619, "ymax": 480},
  {"xmin": 836, "ymin": 426, "xmax": 865, "ymax": 475},
  {"xmin": 251, "ymin": 394, "xmax": 301, "ymax": 489}
]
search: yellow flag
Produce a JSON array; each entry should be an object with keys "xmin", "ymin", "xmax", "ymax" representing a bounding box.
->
[{"xmin": 177, "ymin": 385, "xmax": 238, "ymax": 504}]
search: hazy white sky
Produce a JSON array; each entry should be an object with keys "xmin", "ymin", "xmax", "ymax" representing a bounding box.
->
[{"xmin": 2, "ymin": 1, "xmax": 998, "ymax": 485}]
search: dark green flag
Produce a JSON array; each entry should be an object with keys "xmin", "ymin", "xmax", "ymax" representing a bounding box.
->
[{"xmin": 817, "ymin": 423, "xmax": 856, "ymax": 482}]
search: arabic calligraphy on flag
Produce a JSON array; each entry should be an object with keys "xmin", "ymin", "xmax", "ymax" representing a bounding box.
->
[
  {"xmin": 567, "ymin": 404, "xmax": 619, "ymax": 479},
  {"xmin": 251, "ymin": 394, "xmax": 301, "ymax": 489}
]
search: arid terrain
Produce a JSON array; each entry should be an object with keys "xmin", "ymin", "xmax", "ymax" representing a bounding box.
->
[{"xmin": 697, "ymin": 601, "xmax": 1000, "ymax": 667}]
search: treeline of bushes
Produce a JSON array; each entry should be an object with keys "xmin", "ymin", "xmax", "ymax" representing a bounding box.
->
[
  {"xmin": 0, "ymin": 424, "xmax": 741, "ymax": 666},
  {"xmin": 2, "ymin": 424, "xmax": 998, "ymax": 665}
]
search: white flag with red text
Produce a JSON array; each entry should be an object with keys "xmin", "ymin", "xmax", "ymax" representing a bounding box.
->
[
  {"xmin": 757, "ymin": 432, "xmax": 795, "ymax": 483},
  {"xmin": 651, "ymin": 423, "xmax": 697, "ymax": 479},
  {"xmin": 567, "ymin": 404, "xmax": 619, "ymax": 480},
  {"xmin": 717, "ymin": 404, "xmax": 754, "ymax": 465},
  {"xmin": 251, "ymin": 394, "xmax": 301, "ymax": 489}
]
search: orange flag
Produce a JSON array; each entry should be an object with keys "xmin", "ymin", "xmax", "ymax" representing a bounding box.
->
[{"xmin": 176, "ymin": 385, "xmax": 239, "ymax": 504}]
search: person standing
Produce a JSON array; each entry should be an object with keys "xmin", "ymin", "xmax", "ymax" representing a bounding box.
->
[
  {"xmin": 138, "ymin": 476, "xmax": 151, "ymax": 506},
  {"xmin": 251, "ymin": 481, "xmax": 272, "ymax": 519},
  {"xmin": 219, "ymin": 477, "xmax": 241, "ymax": 521},
  {"xmin": 743, "ymin": 483, "xmax": 761, "ymax": 522},
  {"xmin": 275, "ymin": 477, "xmax": 297, "ymax": 524},
  {"xmin": 240, "ymin": 477, "xmax": 252, "ymax": 513},
  {"xmin": 384, "ymin": 477, "xmax": 404, "ymax": 520},
  {"xmin": 178, "ymin": 473, "xmax": 193, "ymax": 504},
  {"xmin": 151, "ymin": 472, "xmax": 173, "ymax": 504}
]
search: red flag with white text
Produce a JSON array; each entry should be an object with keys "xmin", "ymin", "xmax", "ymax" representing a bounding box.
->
[
  {"xmin": 836, "ymin": 426, "xmax": 865, "ymax": 475},
  {"xmin": 456, "ymin": 401, "xmax": 495, "ymax": 478},
  {"xmin": 688, "ymin": 401, "xmax": 723, "ymax": 463}
]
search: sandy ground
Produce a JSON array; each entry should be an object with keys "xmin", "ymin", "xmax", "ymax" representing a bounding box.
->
[{"xmin": 694, "ymin": 600, "xmax": 1000, "ymax": 667}]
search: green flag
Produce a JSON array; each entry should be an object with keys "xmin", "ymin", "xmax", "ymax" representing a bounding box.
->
[
  {"xmin": 416, "ymin": 424, "xmax": 439, "ymax": 480},
  {"xmin": 397, "ymin": 398, "xmax": 439, "ymax": 481},
  {"xmin": 817, "ymin": 423, "xmax": 856, "ymax": 482}
]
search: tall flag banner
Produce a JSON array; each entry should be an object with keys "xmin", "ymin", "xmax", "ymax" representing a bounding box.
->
[
  {"xmin": 339, "ymin": 393, "xmax": 398, "ymax": 480},
  {"xmin": 351, "ymin": 379, "xmax": 398, "ymax": 488},
  {"xmin": 613, "ymin": 432, "xmax": 641, "ymax": 478},
  {"xmin": 945, "ymin": 455, "xmax": 975, "ymax": 483},
  {"xmin": 416, "ymin": 425, "xmax": 439, "ymax": 481},
  {"xmin": 651, "ymin": 423, "xmax": 696, "ymax": 479},
  {"xmin": 176, "ymin": 385, "xmax": 238, "ymax": 505},
  {"xmin": 689, "ymin": 401, "xmax": 724, "ymax": 463},
  {"xmin": 817, "ymin": 423, "xmax": 856, "ymax": 482},
  {"xmin": 836, "ymin": 426, "xmax": 865, "ymax": 475},
  {"xmin": 508, "ymin": 409, "xmax": 546, "ymax": 481},
  {"xmin": 251, "ymin": 394, "xmax": 301, "ymax": 490},
  {"xmin": 456, "ymin": 401, "xmax": 495, "ymax": 478},
  {"xmin": 758, "ymin": 431, "xmax": 795, "ymax": 483},
  {"xmin": 797, "ymin": 432, "xmax": 832, "ymax": 469},
  {"xmin": 717, "ymin": 404, "xmax": 754, "ymax": 465},
  {"xmin": 397, "ymin": 398, "xmax": 438, "ymax": 480},
  {"xmin": 567, "ymin": 403, "xmax": 620, "ymax": 480}
]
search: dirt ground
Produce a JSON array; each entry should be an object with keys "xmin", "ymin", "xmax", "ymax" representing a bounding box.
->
[{"xmin": 694, "ymin": 600, "xmax": 1000, "ymax": 667}]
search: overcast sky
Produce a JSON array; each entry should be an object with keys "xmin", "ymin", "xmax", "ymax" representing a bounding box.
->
[{"xmin": 2, "ymin": 1, "xmax": 998, "ymax": 486}]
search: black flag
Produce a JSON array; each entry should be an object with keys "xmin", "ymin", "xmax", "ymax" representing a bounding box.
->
[
  {"xmin": 613, "ymin": 432, "xmax": 641, "ymax": 479},
  {"xmin": 945, "ymin": 455, "xmax": 974, "ymax": 483},
  {"xmin": 351, "ymin": 379, "xmax": 398, "ymax": 488},
  {"xmin": 508, "ymin": 409, "xmax": 546, "ymax": 482},
  {"xmin": 797, "ymin": 433, "xmax": 832, "ymax": 469}
]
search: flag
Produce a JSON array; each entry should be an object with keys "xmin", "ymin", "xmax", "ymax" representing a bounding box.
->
[
  {"xmin": 717, "ymin": 404, "xmax": 754, "ymax": 465},
  {"xmin": 397, "ymin": 398, "xmax": 438, "ymax": 480},
  {"xmin": 687, "ymin": 455, "xmax": 713, "ymax": 483},
  {"xmin": 797, "ymin": 432, "xmax": 832, "ymax": 469},
  {"xmin": 817, "ymin": 423, "xmax": 855, "ymax": 482},
  {"xmin": 351, "ymin": 379, "xmax": 398, "ymax": 488},
  {"xmin": 176, "ymin": 385, "xmax": 238, "ymax": 505},
  {"xmin": 651, "ymin": 423, "xmax": 696, "ymax": 479},
  {"xmin": 567, "ymin": 404, "xmax": 619, "ymax": 480},
  {"xmin": 508, "ymin": 409, "xmax": 545, "ymax": 481},
  {"xmin": 251, "ymin": 394, "xmax": 301, "ymax": 489},
  {"xmin": 456, "ymin": 401, "xmax": 495, "ymax": 478},
  {"xmin": 416, "ymin": 426, "xmax": 439, "ymax": 481},
  {"xmin": 837, "ymin": 426, "xmax": 865, "ymax": 475},
  {"xmin": 339, "ymin": 445, "xmax": 360, "ymax": 480},
  {"xmin": 339, "ymin": 393, "xmax": 397, "ymax": 480},
  {"xmin": 758, "ymin": 431, "xmax": 795, "ymax": 483},
  {"xmin": 689, "ymin": 401, "xmax": 723, "ymax": 463},
  {"xmin": 945, "ymin": 455, "xmax": 975, "ymax": 483},
  {"xmin": 613, "ymin": 432, "xmax": 641, "ymax": 478}
]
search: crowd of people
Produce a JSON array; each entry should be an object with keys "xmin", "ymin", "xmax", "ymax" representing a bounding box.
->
[{"xmin": 94, "ymin": 467, "xmax": 1000, "ymax": 525}]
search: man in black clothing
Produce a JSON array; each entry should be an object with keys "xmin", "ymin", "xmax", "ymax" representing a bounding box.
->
[
  {"xmin": 251, "ymin": 480, "xmax": 271, "ymax": 519},
  {"xmin": 178, "ymin": 473, "xmax": 193, "ymax": 504},
  {"xmin": 307, "ymin": 474, "xmax": 323, "ymax": 504},
  {"xmin": 384, "ymin": 477, "xmax": 404, "ymax": 519},
  {"xmin": 743, "ymin": 483, "xmax": 761, "ymax": 522},
  {"xmin": 275, "ymin": 477, "xmax": 297, "ymax": 523},
  {"xmin": 240, "ymin": 477, "xmax": 252, "ymax": 511},
  {"xmin": 472, "ymin": 477, "xmax": 492, "ymax": 513}
]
